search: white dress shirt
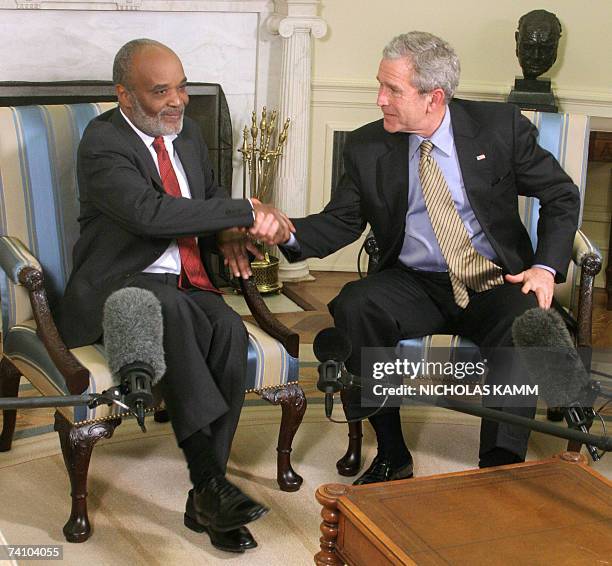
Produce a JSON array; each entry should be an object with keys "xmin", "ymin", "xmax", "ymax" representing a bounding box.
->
[{"xmin": 120, "ymin": 108, "xmax": 191, "ymax": 275}]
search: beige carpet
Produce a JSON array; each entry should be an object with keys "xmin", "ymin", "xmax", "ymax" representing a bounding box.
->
[
  {"xmin": 0, "ymin": 529, "xmax": 17, "ymax": 566},
  {"xmin": 1, "ymin": 404, "xmax": 610, "ymax": 566},
  {"xmin": 221, "ymin": 289, "xmax": 303, "ymax": 316}
]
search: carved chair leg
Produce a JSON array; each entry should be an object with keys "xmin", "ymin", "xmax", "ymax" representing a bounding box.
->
[
  {"xmin": 54, "ymin": 412, "xmax": 121, "ymax": 543},
  {"xmin": 0, "ymin": 357, "xmax": 22, "ymax": 452},
  {"xmin": 567, "ymin": 439, "xmax": 583, "ymax": 453},
  {"xmin": 260, "ymin": 383, "xmax": 306, "ymax": 492},
  {"xmin": 153, "ymin": 408, "xmax": 169, "ymax": 423},
  {"xmin": 546, "ymin": 407, "xmax": 564, "ymax": 422},
  {"xmin": 335, "ymin": 388, "xmax": 362, "ymax": 476}
]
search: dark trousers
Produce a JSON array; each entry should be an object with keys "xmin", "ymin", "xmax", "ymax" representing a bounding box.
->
[
  {"xmin": 330, "ymin": 263, "xmax": 547, "ymax": 460},
  {"xmin": 123, "ymin": 273, "xmax": 248, "ymax": 471}
]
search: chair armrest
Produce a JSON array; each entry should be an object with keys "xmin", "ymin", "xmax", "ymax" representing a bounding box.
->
[
  {"xmin": 572, "ymin": 230, "xmax": 602, "ymax": 272},
  {"xmin": 0, "ymin": 235, "xmax": 42, "ymax": 283},
  {"xmin": 0, "ymin": 236, "xmax": 89, "ymax": 394},
  {"xmin": 571, "ymin": 230, "xmax": 603, "ymax": 350},
  {"xmin": 239, "ymin": 278, "xmax": 299, "ymax": 358}
]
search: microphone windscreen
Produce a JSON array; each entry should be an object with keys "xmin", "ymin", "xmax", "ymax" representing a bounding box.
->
[
  {"xmin": 512, "ymin": 307, "xmax": 589, "ymax": 406},
  {"xmin": 313, "ymin": 327, "xmax": 352, "ymax": 363},
  {"xmin": 512, "ymin": 307, "xmax": 575, "ymax": 350},
  {"xmin": 103, "ymin": 287, "xmax": 166, "ymax": 386}
]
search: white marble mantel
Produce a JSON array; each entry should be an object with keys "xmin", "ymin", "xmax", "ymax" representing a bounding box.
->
[{"xmin": 1, "ymin": 1, "xmax": 273, "ymax": 11}]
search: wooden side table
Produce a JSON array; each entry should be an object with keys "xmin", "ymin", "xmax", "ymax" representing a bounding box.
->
[{"xmin": 315, "ymin": 453, "xmax": 612, "ymax": 565}]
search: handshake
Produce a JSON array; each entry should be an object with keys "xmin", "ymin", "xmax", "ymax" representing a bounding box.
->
[
  {"xmin": 217, "ymin": 197, "xmax": 295, "ymax": 279},
  {"xmin": 249, "ymin": 197, "xmax": 295, "ymax": 247}
]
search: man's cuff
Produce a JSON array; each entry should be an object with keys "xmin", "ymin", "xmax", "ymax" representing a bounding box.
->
[
  {"xmin": 532, "ymin": 264, "xmax": 556, "ymax": 277},
  {"xmin": 281, "ymin": 232, "xmax": 300, "ymax": 251}
]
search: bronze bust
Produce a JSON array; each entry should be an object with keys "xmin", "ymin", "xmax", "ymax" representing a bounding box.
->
[
  {"xmin": 508, "ymin": 9, "xmax": 561, "ymax": 112},
  {"xmin": 515, "ymin": 9, "xmax": 562, "ymax": 80}
]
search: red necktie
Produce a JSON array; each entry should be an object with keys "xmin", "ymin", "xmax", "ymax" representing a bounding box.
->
[{"xmin": 152, "ymin": 136, "xmax": 219, "ymax": 293}]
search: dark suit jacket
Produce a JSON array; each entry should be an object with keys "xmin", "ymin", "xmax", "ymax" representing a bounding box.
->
[
  {"xmin": 56, "ymin": 108, "xmax": 254, "ymax": 348},
  {"xmin": 284, "ymin": 99, "xmax": 580, "ymax": 282}
]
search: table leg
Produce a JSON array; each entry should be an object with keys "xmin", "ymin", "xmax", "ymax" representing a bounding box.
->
[{"xmin": 315, "ymin": 484, "xmax": 350, "ymax": 566}]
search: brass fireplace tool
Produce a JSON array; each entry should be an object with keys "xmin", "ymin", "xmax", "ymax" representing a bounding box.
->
[{"xmin": 238, "ymin": 107, "xmax": 290, "ymax": 294}]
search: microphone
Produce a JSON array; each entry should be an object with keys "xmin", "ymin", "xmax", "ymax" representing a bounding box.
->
[
  {"xmin": 314, "ymin": 327, "xmax": 352, "ymax": 418},
  {"xmin": 512, "ymin": 307, "xmax": 600, "ymax": 460},
  {"xmin": 512, "ymin": 308, "xmax": 591, "ymax": 406},
  {"xmin": 103, "ymin": 287, "xmax": 166, "ymax": 431}
]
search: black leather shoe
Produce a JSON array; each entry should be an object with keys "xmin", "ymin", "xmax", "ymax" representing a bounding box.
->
[
  {"xmin": 189, "ymin": 476, "xmax": 269, "ymax": 532},
  {"xmin": 185, "ymin": 490, "xmax": 257, "ymax": 553},
  {"xmin": 352, "ymin": 455, "xmax": 414, "ymax": 485}
]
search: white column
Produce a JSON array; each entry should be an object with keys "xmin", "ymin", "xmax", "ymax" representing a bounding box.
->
[{"xmin": 269, "ymin": 1, "xmax": 327, "ymax": 281}]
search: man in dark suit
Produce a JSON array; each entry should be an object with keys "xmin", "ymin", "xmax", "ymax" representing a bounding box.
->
[
  {"xmin": 280, "ymin": 31, "xmax": 580, "ymax": 483},
  {"xmin": 56, "ymin": 38, "xmax": 294, "ymax": 553}
]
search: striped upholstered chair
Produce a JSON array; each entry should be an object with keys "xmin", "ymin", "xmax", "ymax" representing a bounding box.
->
[
  {"xmin": 336, "ymin": 111, "xmax": 603, "ymax": 476},
  {"xmin": 0, "ymin": 102, "xmax": 306, "ymax": 542}
]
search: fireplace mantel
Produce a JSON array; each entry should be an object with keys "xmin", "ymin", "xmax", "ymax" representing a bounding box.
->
[{"xmin": 2, "ymin": 0, "xmax": 273, "ymax": 11}]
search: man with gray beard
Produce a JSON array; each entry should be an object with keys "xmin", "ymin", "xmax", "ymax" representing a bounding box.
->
[{"xmin": 55, "ymin": 39, "xmax": 291, "ymax": 554}]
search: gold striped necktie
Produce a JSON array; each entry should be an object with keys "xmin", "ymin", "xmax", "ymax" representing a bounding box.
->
[{"xmin": 418, "ymin": 139, "xmax": 504, "ymax": 307}]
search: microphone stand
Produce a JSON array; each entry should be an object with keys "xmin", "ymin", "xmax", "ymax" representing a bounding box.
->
[
  {"xmin": 0, "ymin": 386, "xmax": 150, "ymax": 432},
  {"xmin": 408, "ymin": 393, "xmax": 612, "ymax": 455},
  {"xmin": 561, "ymin": 379, "xmax": 602, "ymax": 461}
]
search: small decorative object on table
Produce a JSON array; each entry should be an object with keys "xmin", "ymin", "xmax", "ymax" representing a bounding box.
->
[{"xmin": 238, "ymin": 107, "xmax": 290, "ymax": 294}]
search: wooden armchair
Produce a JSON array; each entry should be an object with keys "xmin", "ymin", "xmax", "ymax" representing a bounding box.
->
[
  {"xmin": 0, "ymin": 83, "xmax": 306, "ymax": 543},
  {"xmin": 337, "ymin": 111, "xmax": 603, "ymax": 476}
]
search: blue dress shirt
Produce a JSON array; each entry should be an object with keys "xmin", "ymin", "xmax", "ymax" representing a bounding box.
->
[{"xmin": 399, "ymin": 107, "xmax": 498, "ymax": 271}]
